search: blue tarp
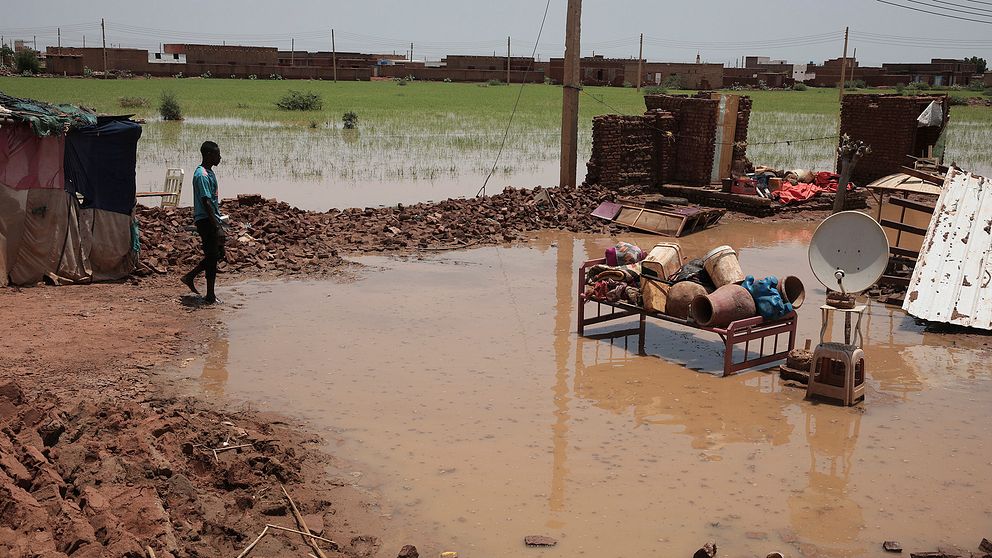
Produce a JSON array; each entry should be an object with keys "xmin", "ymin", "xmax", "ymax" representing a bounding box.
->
[{"xmin": 64, "ymin": 117, "xmax": 142, "ymax": 215}]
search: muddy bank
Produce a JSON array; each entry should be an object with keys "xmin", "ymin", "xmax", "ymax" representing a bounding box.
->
[{"xmin": 0, "ymin": 278, "xmax": 395, "ymax": 558}]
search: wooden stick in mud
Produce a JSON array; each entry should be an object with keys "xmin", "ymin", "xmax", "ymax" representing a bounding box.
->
[
  {"xmin": 281, "ymin": 484, "xmax": 332, "ymax": 558},
  {"xmin": 145, "ymin": 546, "xmax": 157, "ymax": 558},
  {"xmin": 265, "ymin": 524, "xmax": 338, "ymax": 545},
  {"xmin": 235, "ymin": 525, "xmax": 269, "ymax": 558}
]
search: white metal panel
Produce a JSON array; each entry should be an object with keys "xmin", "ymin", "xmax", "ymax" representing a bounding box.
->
[{"xmin": 903, "ymin": 170, "xmax": 992, "ymax": 330}]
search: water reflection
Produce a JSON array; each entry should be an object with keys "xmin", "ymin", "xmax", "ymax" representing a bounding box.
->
[
  {"xmin": 199, "ymin": 334, "xmax": 230, "ymax": 396},
  {"xmin": 787, "ymin": 406, "xmax": 865, "ymax": 557}
]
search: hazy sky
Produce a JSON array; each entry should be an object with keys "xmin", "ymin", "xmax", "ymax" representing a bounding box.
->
[{"xmin": 3, "ymin": 0, "xmax": 992, "ymax": 67}]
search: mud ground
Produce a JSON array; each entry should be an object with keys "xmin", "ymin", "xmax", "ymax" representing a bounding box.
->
[
  {"xmin": 0, "ymin": 188, "xmax": 882, "ymax": 557},
  {"xmin": 0, "ymin": 275, "xmax": 397, "ymax": 558}
]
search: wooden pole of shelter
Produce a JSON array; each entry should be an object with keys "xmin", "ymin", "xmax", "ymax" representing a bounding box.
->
[
  {"xmin": 559, "ymin": 0, "xmax": 582, "ymax": 188},
  {"xmin": 101, "ymin": 19, "xmax": 107, "ymax": 78},
  {"xmin": 507, "ymin": 36, "xmax": 511, "ymax": 84},
  {"xmin": 636, "ymin": 33, "xmax": 643, "ymax": 91},
  {"xmin": 332, "ymin": 29, "xmax": 337, "ymax": 82},
  {"xmin": 838, "ymin": 26, "xmax": 849, "ymax": 102}
]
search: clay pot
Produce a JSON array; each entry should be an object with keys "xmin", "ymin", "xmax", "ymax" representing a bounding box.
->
[
  {"xmin": 690, "ymin": 284, "xmax": 757, "ymax": 327},
  {"xmin": 778, "ymin": 275, "xmax": 806, "ymax": 309},
  {"xmin": 666, "ymin": 281, "xmax": 708, "ymax": 319}
]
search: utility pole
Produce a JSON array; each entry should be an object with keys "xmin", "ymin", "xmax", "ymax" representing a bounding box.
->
[
  {"xmin": 506, "ymin": 36, "xmax": 511, "ymax": 84},
  {"xmin": 83, "ymin": 36, "xmax": 85, "ymax": 48},
  {"xmin": 33, "ymin": 36, "xmax": 37, "ymax": 50},
  {"xmin": 291, "ymin": 38, "xmax": 295, "ymax": 65},
  {"xmin": 331, "ymin": 29, "xmax": 337, "ymax": 82},
  {"xmin": 58, "ymin": 28, "xmax": 61, "ymax": 53},
  {"xmin": 101, "ymin": 18, "xmax": 107, "ymax": 78},
  {"xmin": 636, "ymin": 32, "xmax": 643, "ymax": 91},
  {"xmin": 838, "ymin": 26, "xmax": 849, "ymax": 101},
  {"xmin": 410, "ymin": 42, "xmax": 414, "ymax": 62},
  {"xmin": 559, "ymin": 0, "xmax": 582, "ymax": 188}
]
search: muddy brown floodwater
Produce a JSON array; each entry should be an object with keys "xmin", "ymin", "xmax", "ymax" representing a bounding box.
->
[{"xmin": 182, "ymin": 222, "xmax": 992, "ymax": 558}]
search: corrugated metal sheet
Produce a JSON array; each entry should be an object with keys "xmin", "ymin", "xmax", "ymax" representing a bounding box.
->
[{"xmin": 903, "ymin": 170, "xmax": 992, "ymax": 330}]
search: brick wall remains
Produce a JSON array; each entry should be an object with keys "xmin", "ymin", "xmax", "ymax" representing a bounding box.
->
[
  {"xmin": 586, "ymin": 115, "xmax": 657, "ymax": 188},
  {"xmin": 644, "ymin": 94, "xmax": 720, "ymax": 185},
  {"xmin": 839, "ymin": 94, "xmax": 949, "ymax": 185},
  {"xmin": 586, "ymin": 94, "xmax": 750, "ymax": 188}
]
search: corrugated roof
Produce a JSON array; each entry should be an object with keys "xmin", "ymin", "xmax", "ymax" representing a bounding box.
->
[
  {"xmin": 866, "ymin": 173, "xmax": 943, "ymax": 196},
  {"xmin": 903, "ymin": 169, "xmax": 992, "ymax": 330}
]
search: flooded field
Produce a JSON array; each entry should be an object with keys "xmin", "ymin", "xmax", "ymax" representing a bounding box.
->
[
  {"xmin": 136, "ymin": 111, "xmax": 992, "ymax": 212},
  {"xmin": 185, "ymin": 224, "xmax": 992, "ymax": 557}
]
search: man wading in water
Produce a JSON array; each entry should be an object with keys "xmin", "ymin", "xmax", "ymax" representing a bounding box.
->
[{"xmin": 182, "ymin": 141, "xmax": 226, "ymax": 304}]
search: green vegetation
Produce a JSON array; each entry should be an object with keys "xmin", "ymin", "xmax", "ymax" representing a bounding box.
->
[
  {"xmin": 0, "ymin": 44, "xmax": 13, "ymax": 67},
  {"xmin": 965, "ymin": 56, "xmax": 987, "ymax": 75},
  {"xmin": 792, "ymin": 83, "xmax": 808, "ymax": 91},
  {"xmin": 118, "ymin": 96, "xmax": 149, "ymax": 108},
  {"xmin": 159, "ymin": 91, "xmax": 183, "ymax": 121},
  {"xmin": 342, "ymin": 111, "xmax": 359, "ymax": 129},
  {"xmin": 1, "ymin": 77, "xmax": 988, "ymax": 187},
  {"xmin": 14, "ymin": 50, "xmax": 41, "ymax": 74},
  {"xmin": 276, "ymin": 90, "xmax": 323, "ymax": 111}
]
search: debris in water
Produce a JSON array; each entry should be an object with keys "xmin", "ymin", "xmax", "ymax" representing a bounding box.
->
[
  {"xmin": 693, "ymin": 542, "xmax": 718, "ymax": 558},
  {"xmin": 524, "ymin": 535, "xmax": 558, "ymax": 547},
  {"xmin": 397, "ymin": 545, "xmax": 419, "ymax": 558},
  {"xmin": 883, "ymin": 541, "xmax": 903, "ymax": 552}
]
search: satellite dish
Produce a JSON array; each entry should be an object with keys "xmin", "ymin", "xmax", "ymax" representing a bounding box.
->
[{"xmin": 808, "ymin": 211, "xmax": 889, "ymax": 294}]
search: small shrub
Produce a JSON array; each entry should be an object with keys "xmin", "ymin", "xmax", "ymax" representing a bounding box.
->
[
  {"xmin": 308, "ymin": 120, "xmax": 319, "ymax": 129},
  {"xmin": 895, "ymin": 83, "xmax": 906, "ymax": 94},
  {"xmin": 622, "ymin": 81, "xmax": 633, "ymax": 88},
  {"xmin": 143, "ymin": 73, "xmax": 152, "ymax": 79},
  {"xmin": 947, "ymin": 96, "xmax": 969, "ymax": 106},
  {"xmin": 83, "ymin": 66, "xmax": 94, "ymax": 77},
  {"xmin": 276, "ymin": 90, "xmax": 323, "ymax": 111},
  {"xmin": 486, "ymin": 79, "xmax": 504, "ymax": 86},
  {"xmin": 397, "ymin": 80, "xmax": 407, "ymax": 86},
  {"xmin": 269, "ymin": 73, "xmax": 283, "ymax": 80},
  {"xmin": 248, "ymin": 74, "xmax": 257, "ymax": 80},
  {"xmin": 757, "ymin": 80, "xmax": 770, "ymax": 90},
  {"xmin": 643, "ymin": 85, "xmax": 667, "ymax": 95},
  {"xmin": 118, "ymin": 96, "xmax": 149, "ymax": 108},
  {"xmin": 792, "ymin": 82, "xmax": 808, "ymax": 91},
  {"xmin": 844, "ymin": 79, "xmax": 866, "ymax": 89},
  {"xmin": 908, "ymin": 81, "xmax": 930, "ymax": 90},
  {"xmin": 662, "ymin": 74, "xmax": 684, "ymax": 89},
  {"xmin": 984, "ymin": 87, "xmax": 992, "ymax": 97},
  {"xmin": 403, "ymin": 75, "xmax": 415, "ymax": 81},
  {"xmin": 173, "ymin": 72, "xmax": 184, "ymax": 79},
  {"xmin": 14, "ymin": 50, "xmax": 41, "ymax": 74},
  {"xmin": 200, "ymin": 71, "xmax": 211, "ymax": 79},
  {"xmin": 159, "ymin": 91, "xmax": 183, "ymax": 121},
  {"xmin": 342, "ymin": 111, "xmax": 358, "ymax": 129},
  {"xmin": 967, "ymin": 81, "xmax": 985, "ymax": 91}
]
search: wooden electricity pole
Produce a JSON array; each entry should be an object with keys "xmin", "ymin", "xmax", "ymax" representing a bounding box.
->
[
  {"xmin": 291, "ymin": 38, "xmax": 295, "ymax": 65},
  {"xmin": 58, "ymin": 28, "xmax": 61, "ymax": 53},
  {"xmin": 838, "ymin": 26, "xmax": 849, "ymax": 102},
  {"xmin": 101, "ymin": 18, "xmax": 107, "ymax": 78},
  {"xmin": 636, "ymin": 33, "xmax": 643, "ymax": 91},
  {"xmin": 331, "ymin": 29, "xmax": 337, "ymax": 82},
  {"xmin": 559, "ymin": 0, "xmax": 582, "ymax": 188},
  {"xmin": 507, "ymin": 36, "xmax": 511, "ymax": 84},
  {"xmin": 410, "ymin": 42, "xmax": 414, "ymax": 62}
]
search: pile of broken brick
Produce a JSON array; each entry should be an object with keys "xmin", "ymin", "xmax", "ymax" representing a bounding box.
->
[{"xmin": 135, "ymin": 184, "xmax": 624, "ymax": 277}]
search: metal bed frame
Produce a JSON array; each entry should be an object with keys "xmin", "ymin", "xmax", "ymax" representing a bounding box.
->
[{"xmin": 578, "ymin": 258, "xmax": 798, "ymax": 376}]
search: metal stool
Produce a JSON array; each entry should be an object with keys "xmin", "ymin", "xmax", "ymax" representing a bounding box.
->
[{"xmin": 807, "ymin": 305, "xmax": 867, "ymax": 406}]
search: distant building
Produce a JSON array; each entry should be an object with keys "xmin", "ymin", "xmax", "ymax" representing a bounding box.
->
[{"xmin": 548, "ymin": 55, "xmax": 721, "ymax": 89}]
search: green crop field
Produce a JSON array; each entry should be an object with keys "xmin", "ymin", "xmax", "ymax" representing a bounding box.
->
[{"xmin": 2, "ymin": 76, "xmax": 990, "ymax": 203}]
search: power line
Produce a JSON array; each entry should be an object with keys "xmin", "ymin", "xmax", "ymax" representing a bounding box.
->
[
  {"xmin": 477, "ymin": 0, "xmax": 553, "ymax": 198},
  {"xmin": 893, "ymin": 0, "xmax": 992, "ymax": 17},
  {"xmin": 927, "ymin": 0, "xmax": 992, "ymax": 13},
  {"xmin": 874, "ymin": 0, "xmax": 992, "ymax": 23}
]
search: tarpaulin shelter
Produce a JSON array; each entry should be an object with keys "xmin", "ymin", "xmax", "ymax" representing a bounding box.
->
[{"xmin": 0, "ymin": 92, "xmax": 142, "ymax": 286}]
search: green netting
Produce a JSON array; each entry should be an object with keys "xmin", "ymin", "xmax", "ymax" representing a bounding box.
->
[{"xmin": 0, "ymin": 91, "xmax": 98, "ymax": 136}]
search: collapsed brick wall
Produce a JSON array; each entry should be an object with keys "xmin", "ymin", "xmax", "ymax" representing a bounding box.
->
[
  {"xmin": 734, "ymin": 96, "xmax": 753, "ymax": 171},
  {"xmin": 586, "ymin": 115, "xmax": 657, "ymax": 188},
  {"xmin": 643, "ymin": 94, "xmax": 720, "ymax": 185},
  {"xmin": 586, "ymin": 94, "xmax": 751, "ymax": 189},
  {"xmin": 839, "ymin": 94, "xmax": 950, "ymax": 186}
]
